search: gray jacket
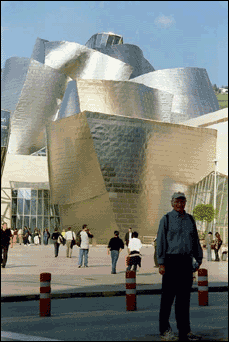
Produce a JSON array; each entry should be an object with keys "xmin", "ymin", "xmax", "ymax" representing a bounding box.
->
[{"xmin": 156, "ymin": 209, "xmax": 203, "ymax": 265}]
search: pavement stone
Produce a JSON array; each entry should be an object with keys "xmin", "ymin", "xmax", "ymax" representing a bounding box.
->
[{"xmin": 1, "ymin": 244, "xmax": 228, "ymax": 302}]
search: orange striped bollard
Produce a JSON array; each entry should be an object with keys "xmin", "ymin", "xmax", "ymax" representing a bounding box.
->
[
  {"xmin": 198, "ymin": 268, "xmax": 208, "ymax": 306},
  {"xmin": 40, "ymin": 273, "xmax": 51, "ymax": 316},
  {"xmin": 126, "ymin": 270, "xmax": 137, "ymax": 311}
]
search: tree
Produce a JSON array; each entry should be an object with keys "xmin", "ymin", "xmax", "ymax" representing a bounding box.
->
[{"xmin": 193, "ymin": 204, "xmax": 217, "ymax": 223}]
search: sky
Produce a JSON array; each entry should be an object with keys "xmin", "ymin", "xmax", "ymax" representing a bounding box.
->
[{"xmin": 1, "ymin": 1, "xmax": 228, "ymax": 86}]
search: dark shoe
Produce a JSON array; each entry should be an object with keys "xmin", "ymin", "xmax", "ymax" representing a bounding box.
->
[
  {"xmin": 78, "ymin": 266, "xmax": 81, "ymax": 268},
  {"xmin": 187, "ymin": 332, "xmax": 202, "ymax": 341},
  {"xmin": 161, "ymin": 329, "xmax": 178, "ymax": 341},
  {"xmin": 1, "ymin": 265, "xmax": 5, "ymax": 268},
  {"xmin": 111, "ymin": 271, "xmax": 116, "ymax": 274},
  {"xmin": 84, "ymin": 266, "xmax": 88, "ymax": 267}
]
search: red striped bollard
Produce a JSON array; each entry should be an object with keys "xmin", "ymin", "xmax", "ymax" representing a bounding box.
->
[
  {"xmin": 198, "ymin": 268, "xmax": 208, "ymax": 306},
  {"xmin": 126, "ymin": 270, "xmax": 137, "ymax": 311},
  {"xmin": 39, "ymin": 273, "xmax": 51, "ymax": 316}
]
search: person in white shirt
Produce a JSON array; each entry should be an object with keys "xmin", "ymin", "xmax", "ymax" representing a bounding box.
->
[
  {"xmin": 126, "ymin": 231, "xmax": 142, "ymax": 272},
  {"xmin": 65, "ymin": 227, "xmax": 76, "ymax": 258},
  {"xmin": 78, "ymin": 224, "xmax": 93, "ymax": 268}
]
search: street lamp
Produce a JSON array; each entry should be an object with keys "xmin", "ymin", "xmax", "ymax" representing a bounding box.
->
[{"xmin": 213, "ymin": 159, "xmax": 218, "ymax": 236}]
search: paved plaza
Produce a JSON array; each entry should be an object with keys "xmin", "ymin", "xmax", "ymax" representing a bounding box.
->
[{"xmin": 1, "ymin": 243, "xmax": 228, "ymax": 300}]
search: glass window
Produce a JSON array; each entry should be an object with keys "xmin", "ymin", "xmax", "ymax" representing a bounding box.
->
[
  {"xmin": 49, "ymin": 205, "xmax": 54, "ymax": 217},
  {"xmin": 37, "ymin": 216, "xmax": 43, "ymax": 231},
  {"xmin": 38, "ymin": 190, "xmax": 43, "ymax": 198},
  {"xmin": 100, "ymin": 34, "xmax": 108, "ymax": 46},
  {"xmin": 18, "ymin": 189, "xmax": 25, "ymax": 198},
  {"xmin": 31, "ymin": 190, "xmax": 37, "ymax": 198},
  {"xmin": 12, "ymin": 198, "xmax": 17, "ymax": 215},
  {"xmin": 31, "ymin": 198, "xmax": 37, "ymax": 215},
  {"xmin": 16, "ymin": 215, "xmax": 23, "ymax": 229},
  {"xmin": 44, "ymin": 217, "xmax": 49, "ymax": 231},
  {"xmin": 18, "ymin": 198, "xmax": 23, "ymax": 215},
  {"xmin": 11, "ymin": 216, "xmax": 17, "ymax": 229},
  {"xmin": 55, "ymin": 216, "xmax": 60, "ymax": 229},
  {"xmin": 38, "ymin": 199, "xmax": 43, "ymax": 215},
  {"xmin": 54, "ymin": 204, "xmax": 60, "ymax": 216},
  {"xmin": 24, "ymin": 189, "xmax": 31, "ymax": 200},
  {"xmin": 31, "ymin": 216, "xmax": 36, "ymax": 231},
  {"xmin": 50, "ymin": 217, "xmax": 55, "ymax": 232},
  {"xmin": 24, "ymin": 216, "xmax": 30, "ymax": 228},
  {"xmin": 113, "ymin": 36, "xmax": 120, "ymax": 45},
  {"xmin": 24, "ymin": 199, "xmax": 31, "ymax": 215},
  {"xmin": 107, "ymin": 35, "xmax": 114, "ymax": 46},
  {"xmin": 44, "ymin": 199, "xmax": 49, "ymax": 216},
  {"xmin": 12, "ymin": 190, "xmax": 18, "ymax": 197},
  {"xmin": 44, "ymin": 190, "xmax": 49, "ymax": 198}
]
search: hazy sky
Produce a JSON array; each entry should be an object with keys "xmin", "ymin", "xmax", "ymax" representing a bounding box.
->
[{"xmin": 1, "ymin": 1, "xmax": 228, "ymax": 86}]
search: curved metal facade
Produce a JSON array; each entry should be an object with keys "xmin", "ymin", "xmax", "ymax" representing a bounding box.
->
[
  {"xmin": 1, "ymin": 110, "xmax": 11, "ymax": 178},
  {"xmin": 46, "ymin": 111, "xmax": 217, "ymax": 240},
  {"xmin": 58, "ymin": 79, "xmax": 173, "ymax": 122},
  {"xmin": 130, "ymin": 68, "xmax": 219, "ymax": 123}
]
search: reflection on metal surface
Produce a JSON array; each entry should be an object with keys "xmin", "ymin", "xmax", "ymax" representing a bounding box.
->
[
  {"xmin": 35, "ymin": 39, "xmax": 133, "ymax": 81},
  {"xmin": 58, "ymin": 79, "xmax": 173, "ymax": 122},
  {"xmin": 85, "ymin": 32, "xmax": 123, "ymax": 49},
  {"xmin": 130, "ymin": 68, "xmax": 219, "ymax": 122},
  {"xmin": 46, "ymin": 111, "xmax": 217, "ymax": 241},
  {"xmin": 1, "ymin": 57, "xmax": 68, "ymax": 155},
  {"xmin": 1, "ymin": 110, "xmax": 11, "ymax": 178}
]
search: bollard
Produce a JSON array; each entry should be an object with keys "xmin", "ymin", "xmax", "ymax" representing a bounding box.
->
[
  {"xmin": 40, "ymin": 273, "xmax": 51, "ymax": 316},
  {"xmin": 126, "ymin": 270, "xmax": 137, "ymax": 311},
  {"xmin": 198, "ymin": 268, "xmax": 208, "ymax": 306}
]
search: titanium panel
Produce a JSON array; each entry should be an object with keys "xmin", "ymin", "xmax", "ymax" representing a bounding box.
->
[
  {"xmin": 93, "ymin": 44, "xmax": 155, "ymax": 78},
  {"xmin": 46, "ymin": 112, "xmax": 107, "ymax": 205},
  {"xmin": 5, "ymin": 58, "xmax": 68, "ymax": 155},
  {"xmin": 47, "ymin": 110, "xmax": 217, "ymax": 239},
  {"xmin": 130, "ymin": 68, "xmax": 219, "ymax": 122},
  {"xmin": 1, "ymin": 110, "xmax": 11, "ymax": 178},
  {"xmin": 58, "ymin": 79, "xmax": 173, "ymax": 122},
  {"xmin": 43, "ymin": 41, "xmax": 133, "ymax": 81}
]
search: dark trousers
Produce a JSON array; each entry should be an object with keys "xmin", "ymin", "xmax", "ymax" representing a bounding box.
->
[
  {"xmin": 111, "ymin": 250, "xmax": 119, "ymax": 273},
  {"xmin": 1, "ymin": 244, "xmax": 9, "ymax": 267},
  {"xmin": 54, "ymin": 242, "xmax": 60, "ymax": 257},
  {"xmin": 214, "ymin": 249, "xmax": 220, "ymax": 261},
  {"xmin": 159, "ymin": 255, "xmax": 193, "ymax": 337}
]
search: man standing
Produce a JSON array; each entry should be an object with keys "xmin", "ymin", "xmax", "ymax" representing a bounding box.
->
[
  {"xmin": 107, "ymin": 231, "xmax": 124, "ymax": 274},
  {"xmin": 125, "ymin": 227, "xmax": 132, "ymax": 247},
  {"xmin": 157, "ymin": 192, "xmax": 203, "ymax": 341},
  {"xmin": 65, "ymin": 227, "xmax": 76, "ymax": 258},
  {"xmin": 1, "ymin": 222, "xmax": 12, "ymax": 268},
  {"xmin": 78, "ymin": 225, "xmax": 93, "ymax": 268}
]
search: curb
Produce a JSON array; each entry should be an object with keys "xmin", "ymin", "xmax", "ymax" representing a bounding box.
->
[{"xmin": 1, "ymin": 285, "xmax": 228, "ymax": 303}]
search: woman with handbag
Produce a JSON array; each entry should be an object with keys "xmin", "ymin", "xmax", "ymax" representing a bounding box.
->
[
  {"xmin": 51, "ymin": 228, "xmax": 62, "ymax": 257},
  {"xmin": 65, "ymin": 227, "xmax": 76, "ymax": 258},
  {"xmin": 214, "ymin": 232, "xmax": 223, "ymax": 261}
]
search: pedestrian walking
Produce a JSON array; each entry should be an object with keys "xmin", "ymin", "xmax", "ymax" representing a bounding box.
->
[
  {"xmin": 28, "ymin": 228, "xmax": 32, "ymax": 244},
  {"xmin": 126, "ymin": 231, "xmax": 142, "ymax": 272},
  {"xmin": 23, "ymin": 226, "xmax": 29, "ymax": 245},
  {"xmin": 214, "ymin": 232, "xmax": 223, "ymax": 261},
  {"xmin": 205, "ymin": 232, "xmax": 213, "ymax": 261},
  {"xmin": 10, "ymin": 228, "xmax": 14, "ymax": 248},
  {"xmin": 154, "ymin": 237, "xmax": 159, "ymax": 267},
  {"xmin": 13, "ymin": 228, "xmax": 18, "ymax": 246},
  {"xmin": 43, "ymin": 228, "xmax": 50, "ymax": 245},
  {"xmin": 157, "ymin": 192, "xmax": 203, "ymax": 341},
  {"xmin": 78, "ymin": 224, "xmax": 94, "ymax": 268},
  {"xmin": 61, "ymin": 229, "xmax": 66, "ymax": 238},
  {"xmin": 107, "ymin": 230, "xmax": 124, "ymax": 274},
  {"xmin": 34, "ymin": 228, "xmax": 40, "ymax": 245},
  {"xmin": 1, "ymin": 222, "xmax": 12, "ymax": 268},
  {"xmin": 18, "ymin": 228, "xmax": 23, "ymax": 245},
  {"xmin": 65, "ymin": 227, "xmax": 76, "ymax": 258},
  {"xmin": 125, "ymin": 227, "xmax": 132, "ymax": 247},
  {"xmin": 51, "ymin": 228, "xmax": 63, "ymax": 257}
]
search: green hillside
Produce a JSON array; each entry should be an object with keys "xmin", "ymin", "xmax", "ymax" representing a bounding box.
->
[{"xmin": 216, "ymin": 93, "xmax": 228, "ymax": 109}]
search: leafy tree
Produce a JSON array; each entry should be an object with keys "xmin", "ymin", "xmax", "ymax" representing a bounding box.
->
[{"xmin": 193, "ymin": 204, "xmax": 217, "ymax": 223}]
